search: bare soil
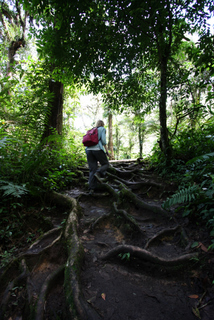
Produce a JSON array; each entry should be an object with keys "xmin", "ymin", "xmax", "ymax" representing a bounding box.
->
[{"xmin": 0, "ymin": 160, "xmax": 214, "ymax": 320}]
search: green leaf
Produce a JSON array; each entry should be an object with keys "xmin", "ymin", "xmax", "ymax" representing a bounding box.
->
[{"xmin": 191, "ymin": 242, "xmax": 199, "ymax": 248}]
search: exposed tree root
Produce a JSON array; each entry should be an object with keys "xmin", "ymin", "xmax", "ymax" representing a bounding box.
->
[
  {"xmin": 0, "ymin": 227, "xmax": 63, "ymax": 305},
  {"xmin": 112, "ymin": 202, "xmax": 143, "ymax": 235},
  {"xmin": 24, "ymin": 227, "xmax": 63, "ymax": 256},
  {"xmin": 90, "ymin": 201, "xmax": 143, "ymax": 235},
  {"xmin": 0, "ymin": 191, "xmax": 82, "ymax": 320},
  {"xmin": 95, "ymin": 175, "xmax": 119, "ymax": 198},
  {"xmin": 119, "ymin": 183, "xmax": 169, "ymax": 216},
  {"xmin": 64, "ymin": 198, "xmax": 101, "ymax": 320},
  {"xmin": 145, "ymin": 226, "xmax": 182, "ymax": 249},
  {"xmin": 101, "ymin": 244, "xmax": 199, "ymax": 267},
  {"xmin": 109, "ymin": 160, "xmax": 141, "ymax": 168},
  {"xmin": 95, "ymin": 174, "xmax": 169, "ymax": 217},
  {"xmin": 35, "ymin": 265, "xmax": 65, "ymax": 320},
  {"xmin": 0, "ymin": 259, "xmax": 28, "ymax": 320},
  {"xmin": 0, "ymin": 163, "xmax": 208, "ymax": 320},
  {"xmin": 108, "ymin": 166, "xmax": 143, "ymax": 178},
  {"xmin": 90, "ymin": 212, "xmax": 112, "ymax": 231},
  {"xmin": 76, "ymin": 169, "xmax": 88, "ymax": 181},
  {"xmin": 107, "ymin": 172, "xmax": 164, "ymax": 189},
  {"xmin": 44, "ymin": 191, "xmax": 79, "ymax": 210}
]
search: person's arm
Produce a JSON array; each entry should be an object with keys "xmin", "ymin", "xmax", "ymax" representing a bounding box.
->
[
  {"xmin": 101, "ymin": 128, "xmax": 110, "ymax": 157},
  {"xmin": 104, "ymin": 144, "xmax": 110, "ymax": 157}
]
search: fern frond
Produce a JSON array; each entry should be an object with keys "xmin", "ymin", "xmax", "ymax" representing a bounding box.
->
[
  {"xmin": 0, "ymin": 136, "xmax": 8, "ymax": 147},
  {"xmin": 187, "ymin": 152, "xmax": 214, "ymax": 165},
  {"xmin": 0, "ymin": 180, "xmax": 28, "ymax": 198},
  {"xmin": 162, "ymin": 185, "xmax": 199, "ymax": 209}
]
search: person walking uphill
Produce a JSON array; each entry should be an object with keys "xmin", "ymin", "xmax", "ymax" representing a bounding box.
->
[{"xmin": 86, "ymin": 120, "xmax": 110, "ymax": 194}]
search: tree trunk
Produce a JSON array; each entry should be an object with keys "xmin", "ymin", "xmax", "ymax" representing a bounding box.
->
[
  {"xmin": 42, "ymin": 80, "xmax": 64, "ymax": 141},
  {"xmin": 159, "ymin": 57, "xmax": 171, "ymax": 158},
  {"xmin": 108, "ymin": 112, "xmax": 114, "ymax": 160},
  {"xmin": 7, "ymin": 38, "xmax": 25, "ymax": 77},
  {"xmin": 138, "ymin": 124, "xmax": 144, "ymax": 158},
  {"xmin": 115, "ymin": 124, "xmax": 120, "ymax": 160}
]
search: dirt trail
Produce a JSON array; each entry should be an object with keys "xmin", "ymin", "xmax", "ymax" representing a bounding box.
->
[
  {"xmin": 0, "ymin": 160, "xmax": 214, "ymax": 319},
  {"xmin": 66, "ymin": 160, "xmax": 213, "ymax": 320},
  {"xmin": 66, "ymin": 199, "xmax": 201, "ymax": 319}
]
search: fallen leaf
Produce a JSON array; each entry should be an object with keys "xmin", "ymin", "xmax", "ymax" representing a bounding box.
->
[
  {"xmin": 83, "ymin": 229, "xmax": 90, "ymax": 234},
  {"xmin": 199, "ymin": 242, "xmax": 208, "ymax": 252},
  {"xmin": 101, "ymin": 293, "xmax": 106, "ymax": 300},
  {"xmin": 192, "ymin": 307, "xmax": 201, "ymax": 319},
  {"xmin": 87, "ymin": 296, "xmax": 96, "ymax": 304},
  {"xmin": 189, "ymin": 294, "xmax": 199, "ymax": 299}
]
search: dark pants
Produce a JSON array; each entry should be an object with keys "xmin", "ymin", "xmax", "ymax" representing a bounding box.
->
[{"xmin": 86, "ymin": 149, "xmax": 109, "ymax": 190}]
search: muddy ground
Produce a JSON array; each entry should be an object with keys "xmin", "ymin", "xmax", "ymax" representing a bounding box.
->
[{"xmin": 0, "ymin": 160, "xmax": 214, "ymax": 320}]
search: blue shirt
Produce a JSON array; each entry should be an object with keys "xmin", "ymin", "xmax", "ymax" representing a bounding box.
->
[{"xmin": 86, "ymin": 126, "xmax": 106, "ymax": 152}]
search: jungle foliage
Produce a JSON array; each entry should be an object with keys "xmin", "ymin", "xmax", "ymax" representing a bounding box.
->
[
  {"xmin": 152, "ymin": 123, "xmax": 214, "ymax": 240},
  {"xmin": 0, "ymin": 0, "xmax": 214, "ymax": 260}
]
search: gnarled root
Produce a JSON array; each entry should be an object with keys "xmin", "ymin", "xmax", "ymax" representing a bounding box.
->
[
  {"xmin": 90, "ymin": 201, "xmax": 143, "ymax": 235},
  {"xmin": 119, "ymin": 184, "xmax": 169, "ymax": 216},
  {"xmin": 108, "ymin": 166, "xmax": 142, "ymax": 178},
  {"xmin": 145, "ymin": 226, "xmax": 182, "ymax": 249},
  {"xmin": 94, "ymin": 175, "xmax": 119, "ymax": 199},
  {"xmin": 101, "ymin": 244, "xmax": 199, "ymax": 267},
  {"xmin": 35, "ymin": 265, "xmax": 65, "ymax": 320},
  {"xmin": 90, "ymin": 212, "xmax": 112, "ymax": 232},
  {"xmin": 45, "ymin": 191, "xmax": 78, "ymax": 210},
  {"xmin": 0, "ymin": 259, "xmax": 28, "ymax": 320},
  {"xmin": 112, "ymin": 202, "xmax": 143, "ymax": 235},
  {"xmin": 107, "ymin": 172, "xmax": 164, "ymax": 189},
  {"xmin": 24, "ymin": 227, "xmax": 63, "ymax": 256},
  {"xmin": 64, "ymin": 198, "xmax": 101, "ymax": 320},
  {"xmin": 145, "ymin": 225, "xmax": 190, "ymax": 250},
  {"xmin": 96, "ymin": 176, "xmax": 168, "ymax": 217}
]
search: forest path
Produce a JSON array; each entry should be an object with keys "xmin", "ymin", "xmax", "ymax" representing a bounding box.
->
[
  {"xmin": 62, "ymin": 160, "xmax": 213, "ymax": 320},
  {"xmin": 69, "ymin": 190, "xmax": 195, "ymax": 320},
  {"xmin": 0, "ymin": 160, "xmax": 213, "ymax": 319}
]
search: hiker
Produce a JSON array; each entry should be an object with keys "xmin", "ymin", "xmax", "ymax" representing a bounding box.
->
[{"xmin": 86, "ymin": 120, "xmax": 110, "ymax": 194}]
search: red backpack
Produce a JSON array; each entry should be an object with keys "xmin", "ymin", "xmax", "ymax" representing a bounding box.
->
[{"xmin": 82, "ymin": 127, "xmax": 99, "ymax": 147}]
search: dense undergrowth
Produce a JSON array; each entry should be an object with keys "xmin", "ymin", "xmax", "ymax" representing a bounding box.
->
[
  {"xmin": 151, "ymin": 122, "xmax": 214, "ymax": 249},
  {"xmin": 0, "ymin": 129, "xmax": 86, "ymax": 267}
]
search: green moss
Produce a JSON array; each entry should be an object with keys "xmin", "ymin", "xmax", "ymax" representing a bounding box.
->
[
  {"xmin": 64, "ymin": 227, "xmax": 84, "ymax": 319},
  {"xmin": 64, "ymin": 266, "xmax": 79, "ymax": 320}
]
